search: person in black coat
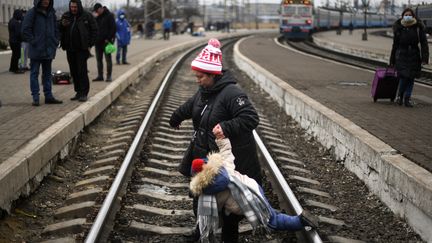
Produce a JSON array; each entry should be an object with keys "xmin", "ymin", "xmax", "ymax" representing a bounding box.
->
[
  {"xmin": 8, "ymin": 9, "xmax": 24, "ymax": 74},
  {"xmin": 390, "ymin": 8, "xmax": 429, "ymax": 107},
  {"xmin": 92, "ymin": 3, "xmax": 116, "ymax": 82},
  {"xmin": 169, "ymin": 39, "xmax": 261, "ymax": 243},
  {"xmin": 60, "ymin": 0, "xmax": 97, "ymax": 102}
]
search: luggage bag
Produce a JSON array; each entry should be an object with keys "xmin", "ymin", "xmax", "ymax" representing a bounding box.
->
[
  {"xmin": 371, "ymin": 67, "xmax": 399, "ymax": 102},
  {"xmin": 52, "ymin": 71, "xmax": 71, "ymax": 85}
]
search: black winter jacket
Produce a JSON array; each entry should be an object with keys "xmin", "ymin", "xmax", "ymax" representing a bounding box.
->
[
  {"xmin": 8, "ymin": 9, "xmax": 23, "ymax": 44},
  {"xmin": 95, "ymin": 7, "xmax": 116, "ymax": 45},
  {"xmin": 170, "ymin": 70, "xmax": 262, "ymax": 182},
  {"xmin": 390, "ymin": 19, "xmax": 429, "ymax": 79},
  {"xmin": 59, "ymin": 0, "xmax": 97, "ymax": 51}
]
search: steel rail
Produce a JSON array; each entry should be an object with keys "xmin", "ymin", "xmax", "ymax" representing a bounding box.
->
[
  {"xmin": 253, "ymin": 130, "xmax": 323, "ymax": 243},
  {"xmin": 85, "ymin": 48, "xmax": 193, "ymax": 243},
  {"xmin": 85, "ymin": 36, "xmax": 244, "ymax": 242}
]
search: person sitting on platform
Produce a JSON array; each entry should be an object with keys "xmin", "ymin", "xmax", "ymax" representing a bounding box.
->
[{"xmin": 189, "ymin": 132, "xmax": 319, "ymax": 241}]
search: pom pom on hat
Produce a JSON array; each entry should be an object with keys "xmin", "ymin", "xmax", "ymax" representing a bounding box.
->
[
  {"xmin": 208, "ymin": 38, "xmax": 221, "ymax": 48},
  {"xmin": 191, "ymin": 158, "xmax": 207, "ymax": 174},
  {"xmin": 191, "ymin": 39, "xmax": 222, "ymax": 75}
]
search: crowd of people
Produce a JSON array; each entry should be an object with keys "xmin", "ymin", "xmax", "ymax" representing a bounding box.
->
[{"xmin": 6, "ymin": 0, "xmax": 136, "ymax": 105}]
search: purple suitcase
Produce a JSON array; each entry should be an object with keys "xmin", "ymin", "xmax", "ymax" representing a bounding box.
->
[{"xmin": 371, "ymin": 67, "xmax": 399, "ymax": 102}]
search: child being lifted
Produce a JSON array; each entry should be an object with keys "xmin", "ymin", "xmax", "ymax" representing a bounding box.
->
[{"xmin": 189, "ymin": 124, "xmax": 319, "ymax": 241}]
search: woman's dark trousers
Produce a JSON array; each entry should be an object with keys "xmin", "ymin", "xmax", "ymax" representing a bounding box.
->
[
  {"xmin": 67, "ymin": 50, "xmax": 90, "ymax": 97},
  {"xmin": 398, "ymin": 77, "xmax": 415, "ymax": 106},
  {"xmin": 9, "ymin": 42, "xmax": 21, "ymax": 72}
]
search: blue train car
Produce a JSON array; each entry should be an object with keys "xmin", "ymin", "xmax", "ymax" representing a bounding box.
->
[{"xmin": 416, "ymin": 4, "xmax": 432, "ymax": 34}]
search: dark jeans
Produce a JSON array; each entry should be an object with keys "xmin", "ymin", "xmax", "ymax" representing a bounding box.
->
[
  {"xmin": 163, "ymin": 29, "xmax": 170, "ymax": 40},
  {"xmin": 30, "ymin": 59, "xmax": 53, "ymax": 101},
  {"xmin": 9, "ymin": 42, "xmax": 21, "ymax": 71},
  {"xmin": 95, "ymin": 43, "xmax": 112, "ymax": 78},
  {"xmin": 398, "ymin": 77, "xmax": 415, "ymax": 98},
  {"xmin": 67, "ymin": 50, "xmax": 90, "ymax": 97},
  {"xmin": 116, "ymin": 45, "xmax": 128, "ymax": 64}
]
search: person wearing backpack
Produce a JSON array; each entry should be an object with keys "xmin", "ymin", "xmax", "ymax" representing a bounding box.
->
[
  {"xmin": 390, "ymin": 8, "xmax": 429, "ymax": 107},
  {"xmin": 22, "ymin": 0, "xmax": 62, "ymax": 106}
]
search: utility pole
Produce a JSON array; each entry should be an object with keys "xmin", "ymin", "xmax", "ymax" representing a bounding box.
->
[
  {"xmin": 362, "ymin": 0, "xmax": 369, "ymax": 41},
  {"xmin": 161, "ymin": 0, "xmax": 165, "ymax": 19},
  {"xmin": 247, "ymin": 0, "xmax": 251, "ymax": 29},
  {"xmin": 255, "ymin": 0, "xmax": 259, "ymax": 29},
  {"xmin": 143, "ymin": 0, "xmax": 148, "ymax": 24}
]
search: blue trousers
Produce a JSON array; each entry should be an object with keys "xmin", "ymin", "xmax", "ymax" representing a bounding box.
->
[
  {"xmin": 258, "ymin": 186, "xmax": 303, "ymax": 231},
  {"xmin": 398, "ymin": 77, "xmax": 415, "ymax": 98},
  {"xmin": 116, "ymin": 45, "xmax": 128, "ymax": 64},
  {"xmin": 30, "ymin": 59, "xmax": 53, "ymax": 102}
]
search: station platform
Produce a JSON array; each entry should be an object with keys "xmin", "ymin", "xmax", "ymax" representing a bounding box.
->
[
  {"xmin": 239, "ymin": 33, "xmax": 432, "ymax": 172},
  {"xmin": 313, "ymin": 29, "xmax": 432, "ymax": 70},
  {"xmin": 235, "ymin": 33, "xmax": 432, "ymax": 241},
  {"xmin": 0, "ymin": 31, "xmax": 248, "ymax": 211}
]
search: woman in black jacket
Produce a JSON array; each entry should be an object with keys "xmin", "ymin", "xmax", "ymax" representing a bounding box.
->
[
  {"xmin": 169, "ymin": 39, "xmax": 261, "ymax": 243},
  {"xmin": 390, "ymin": 8, "xmax": 429, "ymax": 107}
]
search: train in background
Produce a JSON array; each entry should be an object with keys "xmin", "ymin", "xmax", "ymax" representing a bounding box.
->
[
  {"xmin": 416, "ymin": 4, "xmax": 432, "ymax": 34},
  {"xmin": 280, "ymin": 0, "xmax": 397, "ymax": 40}
]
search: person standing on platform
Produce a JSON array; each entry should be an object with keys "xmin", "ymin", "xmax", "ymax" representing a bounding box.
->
[
  {"xmin": 137, "ymin": 23, "xmax": 144, "ymax": 39},
  {"xmin": 92, "ymin": 3, "xmax": 116, "ymax": 82},
  {"xmin": 163, "ymin": 18, "xmax": 172, "ymax": 40},
  {"xmin": 60, "ymin": 0, "xmax": 97, "ymax": 102},
  {"xmin": 390, "ymin": 8, "xmax": 429, "ymax": 107},
  {"xmin": 115, "ymin": 9, "xmax": 131, "ymax": 65},
  {"xmin": 169, "ymin": 39, "xmax": 261, "ymax": 243},
  {"xmin": 22, "ymin": 0, "xmax": 62, "ymax": 106},
  {"xmin": 20, "ymin": 9, "xmax": 30, "ymax": 71},
  {"xmin": 8, "ymin": 9, "xmax": 24, "ymax": 74}
]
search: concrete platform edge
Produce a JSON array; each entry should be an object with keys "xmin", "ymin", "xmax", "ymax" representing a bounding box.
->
[
  {"xmin": 234, "ymin": 37, "xmax": 432, "ymax": 242},
  {"xmin": 312, "ymin": 34, "xmax": 389, "ymax": 63},
  {"xmin": 0, "ymin": 36, "xmax": 228, "ymax": 213}
]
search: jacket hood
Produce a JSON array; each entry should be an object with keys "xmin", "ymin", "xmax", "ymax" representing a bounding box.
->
[
  {"xmin": 99, "ymin": 6, "xmax": 111, "ymax": 17},
  {"xmin": 34, "ymin": 0, "xmax": 54, "ymax": 10},
  {"xmin": 200, "ymin": 70, "xmax": 236, "ymax": 96},
  {"xmin": 13, "ymin": 9, "xmax": 23, "ymax": 20},
  {"xmin": 117, "ymin": 9, "xmax": 125, "ymax": 17},
  {"xmin": 190, "ymin": 152, "xmax": 224, "ymax": 196},
  {"xmin": 69, "ymin": 0, "xmax": 84, "ymax": 15}
]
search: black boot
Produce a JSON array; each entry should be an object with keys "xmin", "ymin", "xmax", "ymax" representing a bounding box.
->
[
  {"xmin": 300, "ymin": 210, "xmax": 319, "ymax": 229},
  {"xmin": 404, "ymin": 97, "xmax": 413, "ymax": 107},
  {"xmin": 397, "ymin": 95, "xmax": 403, "ymax": 106}
]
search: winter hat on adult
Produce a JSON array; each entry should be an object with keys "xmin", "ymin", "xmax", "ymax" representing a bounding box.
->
[{"xmin": 191, "ymin": 39, "xmax": 222, "ymax": 74}]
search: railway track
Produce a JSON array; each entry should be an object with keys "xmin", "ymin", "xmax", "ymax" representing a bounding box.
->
[
  {"xmin": 87, "ymin": 39, "xmax": 325, "ymax": 243},
  {"xmin": 4, "ymin": 36, "xmax": 422, "ymax": 243},
  {"xmin": 283, "ymin": 37, "xmax": 432, "ymax": 86}
]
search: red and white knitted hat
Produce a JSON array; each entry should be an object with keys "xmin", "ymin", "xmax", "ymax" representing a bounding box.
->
[{"xmin": 191, "ymin": 39, "xmax": 222, "ymax": 75}]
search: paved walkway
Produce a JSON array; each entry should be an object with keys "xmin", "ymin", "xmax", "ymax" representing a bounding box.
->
[
  {"xmin": 239, "ymin": 33, "xmax": 432, "ymax": 172},
  {"xmin": 313, "ymin": 29, "xmax": 432, "ymax": 69},
  {"xmin": 0, "ymin": 32, "xmax": 228, "ymax": 165}
]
